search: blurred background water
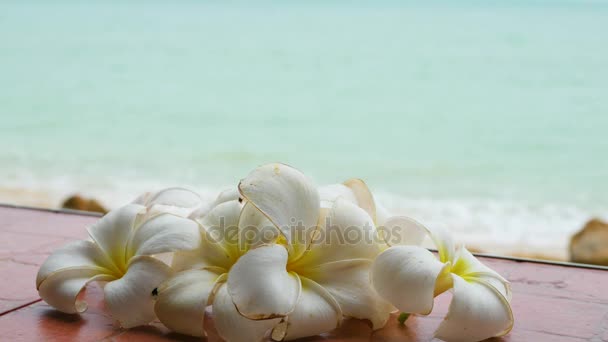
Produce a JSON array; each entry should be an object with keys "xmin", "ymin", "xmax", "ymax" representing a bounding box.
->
[{"xmin": 1, "ymin": 0, "xmax": 607, "ymax": 258}]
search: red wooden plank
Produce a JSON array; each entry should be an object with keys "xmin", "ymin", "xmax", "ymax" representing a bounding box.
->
[
  {"xmin": 0, "ymin": 206, "xmax": 606, "ymax": 341},
  {"xmin": 0, "ymin": 206, "xmax": 97, "ymax": 314}
]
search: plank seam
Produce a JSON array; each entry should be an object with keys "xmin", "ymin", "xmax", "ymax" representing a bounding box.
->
[{"xmin": 0, "ymin": 298, "xmax": 42, "ymax": 317}]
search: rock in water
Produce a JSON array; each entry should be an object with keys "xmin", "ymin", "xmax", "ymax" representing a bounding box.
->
[
  {"xmin": 61, "ymin": 195, "xmax": 108, "ymax": 214},
  {"xmin": 569, "ymin": 219, "xmax": 608, "ymax": 266}
]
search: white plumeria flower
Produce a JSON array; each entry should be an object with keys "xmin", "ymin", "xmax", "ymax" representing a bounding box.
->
[
  {"xmin": 36, "ymin": 188, "xmax": 203, "ymax": 328},
  {"xmin": 154, "ymin": 164, "xmax": 396, "ymax": 341},
  {"xmin": 230, "ymin": 163, "xmax": 395, "ymax": 341},
  {"xmin": 156, "ymin": 186, "xmax": 303, "ymax": 340},
  {"xmin": 153, "ymin": 189, "xmax": 254, "ymax": 338},
  {"xmin": 371, "ymin": 221, "xmax": 514, "ymax": 342}
]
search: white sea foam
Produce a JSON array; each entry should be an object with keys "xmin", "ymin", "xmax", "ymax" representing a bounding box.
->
[
  {"xmin": 2, "ymin": 175, "xmax": 604, "ymax": 261},
  {"xmin": 376, "ymin": 192, "xmax": 608, "ymax": 260}
]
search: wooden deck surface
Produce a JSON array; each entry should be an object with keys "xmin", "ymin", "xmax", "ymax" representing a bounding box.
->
[{"xmin": 0, "ymin": 205, "xmax": 606, "ymax": 341}]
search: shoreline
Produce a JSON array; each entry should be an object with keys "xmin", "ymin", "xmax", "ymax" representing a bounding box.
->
[{"xmin": 0, "ymin": 185, "xmax": 591, "ymax": 262}]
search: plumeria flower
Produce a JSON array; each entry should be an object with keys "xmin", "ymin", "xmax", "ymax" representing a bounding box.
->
[
  {"xmin": 153, "ymin": 189, "xmax": 252, "ymax": 338},
  {"xmin": 157, "ymin": 186, "xmax": 318, "ymax": 340},
  {"xmin": 371, "ymin": 221, "xmax": 514, "ymax": 342},
  {"xmin": 36, "ymin": 188, "xmax": 203, "ymax": 328},
  {"xmin": 155, "ymin": 185, "xmax": 305, "ymax": 340},
  {"xmin": 229, "ymin": 163, "xmax": 396, "ymax": 340},
  {"xmin": 154, "ymin": 164, "xmax": 396, "ymax": 341}
]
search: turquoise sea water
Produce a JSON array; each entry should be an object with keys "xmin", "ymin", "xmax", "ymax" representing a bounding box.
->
[{"xmin": 1, "ymin": 1, "xmax": 607, "ymax": 254}]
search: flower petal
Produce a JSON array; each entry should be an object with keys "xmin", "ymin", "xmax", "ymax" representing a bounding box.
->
[
  {"xmin": 227, "ymin": 244, "xmax": 301, "ymax": 319},
  {"xmin": 238, "ymin": 202, "xmax": 280, "ymax": 251},
  {"xmin": 318, "ymin": 183, "xmax": 358, "ymax": 208},
  {"xmin": 199, "ymin": 199, "xmax": 243, "ymax": 261},
  {"xmin": 293, "ymin": 198, "xmax": 381, "ymax": 268},
  {"xmin": 173, "ymin": 202, "xmax": 239, "ymax": 271},
  {"xmin": 392, "ymin": 220, "xmax": 456, "ymax": 263},
  {"xmin": 427, "ymin": 223, "xmax": 456, "ymax": 264},
  {"xmin": 38, "ymin": 269, "xmax": 114, "ymax": 313},
  {"xmin": 36, "ymin": 240, "xmax": 118, "ymax": 288},
  {"xmin": 187, "ymin": 202, "xmax": 213, "ymax": 221},
  {"xmin": 371, "ymin": 246, "xmax": 450, "ymax": 315},
  {"xmin": 87, "ymin": 204, "xmax": 144, "ymax": 269},
  {"xmin": 171, "ymin": 245, "xmax": 231, "ymax": 273},
  {"xmin": 318, "ymin": 179, "xmax": 377, "ymax": 224},
  {"xmin": 343, "ymin": 178, "xmax": 377, "ymax": 224},
  {"xmin": 375, "ymin": 202, "xmax": 391, "ymax": 226},
  {"xmin": 380, "ymin": 216, "xmax": 427, "ymax": 247},
  {"xmin": 142, "ymin": 187, "xmax": 202, "ymax": 209},
  {"xmin": 452, "ymin": 247, "xmax": 511, "ymax": 300},
  {"xmin": 213, "ymin": 187, "xmax": 241, "ymax": 206},
  {"xmin": 213, "ymin": 284, "xmax": 281, "ymax": 342},
  {"xmin": 155, "ymin": 268, "xmax": 224, "ymax": 337},
  {"xmin": 238, "ymin": 163, "xmax": 320, "ymax": 249},
  {"xmin": 104, "ymin": 256, "xmax": 173, "ymax": 328},
  {"xmin": 301, "ymin": 259, "xmax": 393, "ymax": 330},
  {"xmin": 435, "ymin": 275, "xmax": 514, "ymax": 342},
  {"xmin": 277, "ymin": 277, "xmax": 342, "ymax": 341},
  {"xmin": 127, "ymin": 213, "xmax": 201, "ymax": 257},
  {"xmin": 132, "ymin": 191, "xmax": 151, "ymax": 205}
]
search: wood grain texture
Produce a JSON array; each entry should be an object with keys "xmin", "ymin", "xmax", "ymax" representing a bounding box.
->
[{"xmin": 0, "ymin": 206, "xmax": 606, "ymax": 341}]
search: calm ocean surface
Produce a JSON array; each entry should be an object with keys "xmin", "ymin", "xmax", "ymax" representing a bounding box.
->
[{"xmin": 1, "ymin": 1, "xmax": 607, "ymax": 255}]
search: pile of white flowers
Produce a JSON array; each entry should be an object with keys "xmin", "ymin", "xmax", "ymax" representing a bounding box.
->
[{"xmin": 36, "ymin": 163, "xmax": 513, "ymax": 342}]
